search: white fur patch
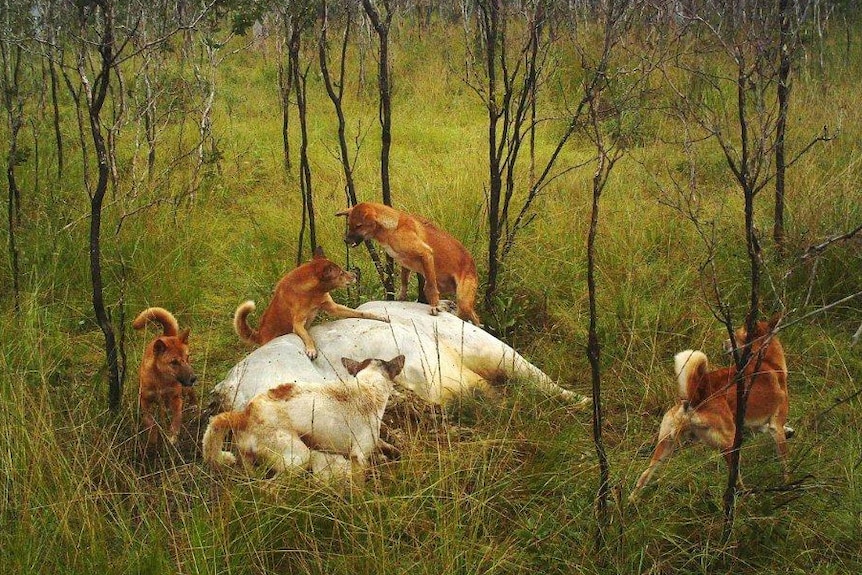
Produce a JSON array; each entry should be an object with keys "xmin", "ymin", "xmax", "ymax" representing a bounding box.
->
[{"xmin": 674, "ymin": 349, "xmax": 707, "ymax": 400}]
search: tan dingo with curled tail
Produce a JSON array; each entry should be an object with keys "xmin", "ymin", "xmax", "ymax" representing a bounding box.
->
[
  {"xmin": 133, "ymin": 307, "xmax": 197, "ymax": 447},
  {"xmin": 631, "ymin": 314, "xmax": 790, "ymax": 501},
  {"xmin": 234, "ymin": 246, "xmax": 388, "ymax": 359}
]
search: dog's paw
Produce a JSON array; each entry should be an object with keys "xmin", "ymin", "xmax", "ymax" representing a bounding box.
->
[
  {"xmin": 373, "ymin": 314, "xmax": 390, "ymax": 323},
  {"xmin": 430, "ymin": 300, "xmax": 456, "ymax": 316},
  {"xmin": 563, "ymin": 390, "xmax": 592, "ymax": 407},
  {"xmin": 306, "ymin": 348, "xmax": 319, "ymax": 361},
  {"xmin": 439, "ymin": 300, "xmax": 458, "ymax": 313},
  {"xmin": 216, "ymin": 452, "xmax": 237, "ymax": 466}
]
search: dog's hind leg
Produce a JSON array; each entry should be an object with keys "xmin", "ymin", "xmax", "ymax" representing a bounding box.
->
[
  {"xmin": 768, "ymin": 417, "xmax": 789, "ymax": 481},
  {"xmin": 268, "ymin": 430, "xmax": 311, "ymax": 476},
  {"xmin": 630, "ymin": 404, "xmax": 684, "ymax": 501},
  {"xmin": 398, "ymin": 267, "xmax": 411, "ymax": 301}
]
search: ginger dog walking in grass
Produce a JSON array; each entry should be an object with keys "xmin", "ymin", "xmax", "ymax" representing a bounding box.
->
[
  {"xmin": 336, "ymin": 202, "xmax": 482, "ymax": 325},
  {"xmin": 133, "ymin": 307, "xmax": 197, "ymax": 447},
  {"xmin": 234, "ymin": 246, "xmax": 389, "ymax": 359},
  {"xmin": 630, "ymin": 314, "xmax": 790, "ymax": 500}
]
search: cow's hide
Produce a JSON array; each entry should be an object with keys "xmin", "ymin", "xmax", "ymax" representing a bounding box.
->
[{"xmin": 210, "ymin": 301, "xmax": 586, "ymax": 411}]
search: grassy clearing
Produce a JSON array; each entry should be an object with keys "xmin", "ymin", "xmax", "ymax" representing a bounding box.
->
[{"xmin": 1, "ymin": 18, "xmax": 861, "ymax": 575}]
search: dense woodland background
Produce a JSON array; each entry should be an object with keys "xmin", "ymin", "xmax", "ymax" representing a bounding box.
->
[{"xmin": 1, "ymin": 1, "xmax": 861, "ymax": 573}]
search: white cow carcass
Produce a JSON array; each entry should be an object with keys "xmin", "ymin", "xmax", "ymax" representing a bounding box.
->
[{"xmin": 209, "ymin": 301, "xmax": 588, "ymax": 411}]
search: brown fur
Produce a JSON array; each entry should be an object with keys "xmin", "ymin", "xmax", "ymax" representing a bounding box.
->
[
  {"xmin": 133, "ymin": 307, "xmax": 197, "ymax": 448},
  {"xmin": 267, "ymin": 383, "xmax": 298, "ymax": 401},
  {"xmin": 234, "ymin": 247, "xmax": 388, "ymax": 359},
  {"xmin": 336, "ymin": 202, "xmax": 481, "ymax": 324},
  {"xmin": 631, "ymin": 314, "xmax": 789, "ymax": 499}
]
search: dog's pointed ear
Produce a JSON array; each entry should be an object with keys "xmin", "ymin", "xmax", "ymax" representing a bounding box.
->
[
  {"xmin": 179, "ymin": 328, "xmax": 190, "ymax": 344},
  {"xmin": 385, "ymin": 355, "xmax": 405, "ymax": 380},
  {"xmin": 322, "ymin": 262, "xmax": 342, "ymax": 281},
  {"xmin": 153, "ymin": 338, "xmax": 167, "ymax": 356},
  {"xmin": 312, "ymin": 245, "xmax": 326, "ymax": 259},
  {"xmin": 335, "ymin": 207, "xmax": 353, "ymax": 217},
  {"xmin": 342, "ymin": 357, "xmax": 365, "ymax": 376},
  {"xmin": 378, "ymin": 209, "xmax": 399, "ymax": 230}
]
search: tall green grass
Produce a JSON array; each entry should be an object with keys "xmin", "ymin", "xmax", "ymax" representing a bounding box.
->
[{"xmin": 1, "ymin": 16, "xmax": 861, "ymax": 574}]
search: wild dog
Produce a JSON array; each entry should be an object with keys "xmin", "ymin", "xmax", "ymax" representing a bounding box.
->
[
  {"xmin": 336, "ymin": 201, "xmax": 482, "ymax": 325},
  {"xmin": 133, "ymin": 307, "xmax": 197, "ymax": 447},
  {"xmin": 234, "ymin": 246, "xmax": 389, "ymax": 359},
  {"xmin": 202, "ymin": 355, "xmax": 405, "ymax": 480},
  {"xmin": 630, "ymin": 314, "xmax": 789, "ymax": 500}
]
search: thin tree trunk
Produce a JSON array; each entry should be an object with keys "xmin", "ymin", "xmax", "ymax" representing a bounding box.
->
[
  {"xmin": 723, "ymin": 54, "xmax": 760, "ymax": 531},
  {"xmin": 144, "ymin": 69, "xmax": 156, "ymax": 179},
  {"xmin": 319, "ymin": 1, "xmax": 389, "ymax": 289},
  {"xmin": 278, "ymin": 12, "xmax": 293, "ymax": 174},
  {"xmin": 587, "ymin": 167, "xmax": 610, "ymax": 550},
  {"xmin": 48, "ymin": 52, "xmax": 64, "ymax": 177},
  {"xmin": 774, "ymin": 0, "xmax": 791, "ymax": 253},
  {"xmin": 294, "ymin": 61, "xmax": 315, "ymax": 262},
  {"xmin": 361, "ymin": 0, "xmax": 396, "ymax": 297},
  {"xmin": 81, "ymin": 0, "xmax": 122, "ymax": 412},
  {"xmin": 1, "ymin": 36, "xmax": 22, "ymax": 313},
  {"xmin": 288, "ymin": 7, "xmax": 315, "ymax": 263},
  {"xmin": 360, "ymin": 0, "xmax": 393, "ymax": 206},
  {"xmin": 481, "ymin": 0, "xmax": 502, "ymax": 309}
]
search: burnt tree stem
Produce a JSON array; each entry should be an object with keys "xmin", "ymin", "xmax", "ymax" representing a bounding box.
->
[{"xmin": 82, "ymin": 0, "xmax": 122, "ymax": 412}]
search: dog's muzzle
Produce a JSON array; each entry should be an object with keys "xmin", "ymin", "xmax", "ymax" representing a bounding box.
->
[
  {"xmin": 179, "ymin": 373, "xmax": 198, "ymax": 388},
  {"xmin": 344, "ymin": 233, "xmax": 363, "ymax": 248}
]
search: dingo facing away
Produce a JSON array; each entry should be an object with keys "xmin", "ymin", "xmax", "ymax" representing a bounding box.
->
[
  {"xmin": 630, "ymin": 314, "xmax": 790, "ymax": 500},
  {"xmin": 202, "ymin": 355, "xmax": 405, "ymax": 480}
]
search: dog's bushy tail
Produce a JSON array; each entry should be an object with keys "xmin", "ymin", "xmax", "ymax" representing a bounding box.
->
[
  {"xmin": 202, "ymin": 411, "xmax": 248, "ymax": 467},
  {"xmin": 674, "ymin": 349, "xmax": 709, "ymax": 407},
  {"xmin": 456, "ymin": 274, "xmax": 482, "ymax": 326},
  {"xmin": 233, "ymin": 301, "xmax": 261, "ymax": 344},
  {"xmin": 133, "ymin": 307, "xmax": 179, "ymax": 337}
]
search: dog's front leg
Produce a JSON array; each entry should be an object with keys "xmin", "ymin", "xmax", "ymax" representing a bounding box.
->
[
  {"xmin": 319, "ymin": 297, "xmax": 389, "ymax": 324},
  {"xmin": 140, "ymin": 396, "xmax": 159, "ymax": 447},
  {"xmin": 419, "ymin": 253, "xmax": 441, "ymax": 314},
  {"xmin": 375, "ymin": 437, "xmax": 401, "ymax": 461},
  {"xmin": 167, "ymin": 393, "xmax": 183, "ymax": 445},
  {"xmin": 292, "ymin": 320, "xmax": 318, "ymax": 360}
]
